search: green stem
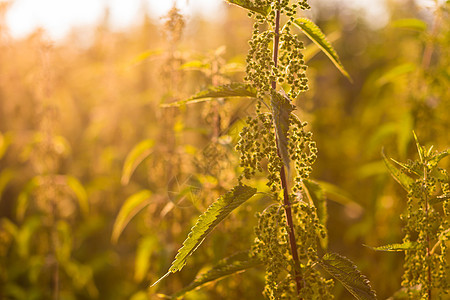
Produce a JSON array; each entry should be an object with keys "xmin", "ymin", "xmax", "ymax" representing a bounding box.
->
[{"xmin": 271, "ymin": 3, "xmax": 304, "ymax": 297}]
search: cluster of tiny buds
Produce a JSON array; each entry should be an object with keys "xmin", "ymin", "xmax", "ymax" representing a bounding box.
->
[
  {"xmin": 235, "ymin": 109, "xmax": 282, "ymax": 194},
  {"xmin": 245, "ymin": 0, "xmax": 310, "ymax": 100},
  {"xmin": 398, "ymin": 150, "xmax": 449, "ymax": 297}
]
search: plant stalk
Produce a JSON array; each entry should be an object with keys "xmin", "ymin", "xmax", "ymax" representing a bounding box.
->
[
  {"xmin": 271, "ymin": 3, "xmax": 304, "ymax": 296},
  {"xmin": 423, "ymin": 164, "xmax": 432, "ymax": 300}
]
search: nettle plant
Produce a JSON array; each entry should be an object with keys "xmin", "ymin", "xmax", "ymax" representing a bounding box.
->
[
  {"xmin": 150, "ymin": 1, "xmax": 376, "ymax": 299},
  {"xmin": 372, "ymin": 135, "xmax": 449, "ymax": 299}
]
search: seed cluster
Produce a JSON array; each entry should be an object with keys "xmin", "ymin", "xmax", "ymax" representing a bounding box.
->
[
  {"xmin": 399, "ymin": 148, "xmax": 449, "ymax": 298},
  {"xmin": 252, "ymin": 203, "xmax": 333, "ymax": 299},
  {"xmin": 236, "ymin": 112, "xmax": 282, "ymax": 195},
  {"xmin": 245, "ymin": 1, "xmax": 310, "ymax": 100}
]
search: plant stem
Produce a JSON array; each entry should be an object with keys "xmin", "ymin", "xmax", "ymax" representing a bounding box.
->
[
  {"xmin": 271, "ymin": 3, "xmax": 304, "ymax": 296},
  {"xmin": 423, "ymin": 164, "xmax": 432, "ymax": 300}
]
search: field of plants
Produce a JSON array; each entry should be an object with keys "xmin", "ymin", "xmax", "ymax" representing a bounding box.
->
[{"xmin": 0, "ymin": 0, "xmax": 449, "ymax": 299}]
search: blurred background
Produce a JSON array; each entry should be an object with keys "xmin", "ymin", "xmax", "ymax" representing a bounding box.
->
[{"xmin": 0, "ymin": 0, "xmax": 448, "ymax": 299}]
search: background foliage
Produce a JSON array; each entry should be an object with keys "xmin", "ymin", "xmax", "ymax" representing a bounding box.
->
[{"xmin": 0, "ymin": 0, "xmax": 448, "ymax": 299}]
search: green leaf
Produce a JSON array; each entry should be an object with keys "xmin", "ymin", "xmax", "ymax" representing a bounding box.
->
[
  {"xmin": 0, "ymin": 131, "xmax": 13, "ymax": 160},
  {"xmin": 16, "ymin": 177, "xmax": 40, "ymax": 221},
  {"xmin": 294, "ymin": 18, "xmax": 352, "ymax": 82},
  {"xmin": 134, "ymin": 236, "xmax": 157, "ymax": 282},
  {"xmin": 364, "ymin": 241, "xmax": 419, "ymax": 252},
  {"xmin": 130, "ymin": 49, "xmax": 163, "ymax": 65},
  {"xmin": 382, "ymin": 151, "xmax": 414, "ymax": 191},
  {"xmin": 121, "ymin": 139, "xmax": 154, "ymax": 185},
  {"xmin": 319, "ymin": 253, "xmax": 377, "ymax": 300},
  {"xmin": 153, "ymin": 185, "xmax": 256, "ymax": 286},
  {"xmin": 376, "ymin": 63, "xmax": 416, "ymax": 86},
  {"xmin": 302, "ymin": 179, "xmax": 328, "ymax": 249},
  {"xmin": 392, "ymin": 18, "xmax": 427, "ymax": 31},
  {"xmin": 180, "ymin": 60, "xmax": 211, "ymax": 71},
  {"xmin": 271, "ymin": 91, "xmax": 294, "ymax": 170},
  {"xmin": 172, "ymin": 251, "xmax": 262, "ymax": 298},
  {"xmin": 111, "ymin": 190, "xmax": 152, "ymax": 244},
  {"xmin": 161, "ymin": 83, "xmax": 257, "ymax": 108},
  {"xmin": 66, "ymin": 176, "xmax": 89, "ymax": 216},
  {"xmin": 225, "ymin": 0, "xmax": 270, "ymax": 16}
]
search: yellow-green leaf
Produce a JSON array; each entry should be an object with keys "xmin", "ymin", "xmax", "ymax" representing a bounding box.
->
[
  {"xmin": 121, "ymin": 139, "xmax": 154, "ymax": 185},
  {"xmin": 319, "ymin": 253, "xmax": 377, "ymax": 300},
  {"xmin": 111, "ymin": 190, "xmax": 152, "ymax": 244},
  {"xmin": 161, "ymin": 83, "xmax": 257, "ymax": 108},
  {"xmin": 382, "ymin": 151, "xmax": 414, "ymax": 191},
  {"xmin": 66, "ymin": 176, "xmax": 89, "ymax": 216},
  {"xmin": 171, "ymin": 251, "xmax": 262, "ymax": 298},
  {"xmin": 365, "ymin": 241, "xmax": 419, "ymax": 252},
  {"xmin": 294, "ymin": 18, "xmax": 352, "ymax": 82},
  {"xmin": 152, "ymin": 185, "xmax": 256, "ymax": 286}
]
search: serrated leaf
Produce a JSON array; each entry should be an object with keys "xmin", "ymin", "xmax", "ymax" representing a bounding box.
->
[
  {"xmin": 153, "ymin": 185, "xmax": 256, "ymax": 286},
  {"xmin": 121, "ymin": 139, "xmax": 154, "ymax": 185},
  {"xmin": 302, "ymin": 179, "xmax": 328, "ymax": 249},
  {"xmin": 161, "ymin": 83, "xmax": 257, "ymax": 108},
  {"xmin": 271, "ymin": 91, "xmax": 294, "ymax": 170},
  {"xmin": 365, "ymin": 241, "xmax": 419, "ymax": 252},
  {"xmin": 294, "ymin": 18, "xmax": 352, "ymax": 82},
  {"xmin": 111, "ymin": 190, "xmax": 152, "ymax": 244},
  {"xmin": 392, "ymin": 18, "xmax": 427, "ymax": 31},
  {"xmin": 66, "ymin": 176, "xmax": 89, "ymax": 216},
  {"xmin": 319, "ymin": 253, "xmax": 377, "ymax": 300},
  {"xmin": 171, "ymin": 251, "xmax": 262, "ymax": 298},
  {"xmin": 225, "ymin": 0, "xmax": 270, "ymax": 16},
  {"xmin": 382, "ymin": 151, "xmax": 414, "ymax": 191}
]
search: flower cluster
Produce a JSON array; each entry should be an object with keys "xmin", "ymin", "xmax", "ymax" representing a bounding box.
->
[
  {"xmin": 399, "ymin": 147, "xmax": 449, "ymax": 298},
  {"xmin": 252, "ymin": 202, "xmax": 333, "ymax": 299}
]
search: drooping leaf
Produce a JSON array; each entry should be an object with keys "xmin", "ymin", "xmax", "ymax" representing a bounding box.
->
[
  {"xmin": 302, "ymin": 31, "xmax": 341, "ymax": 62},
  {"xmin": 392, "ymin": 18, "xmax": 427, "ymax": 31},
  {"xmin": 364, "ymin": 241, "xmax": 419, "ymax": 252},
  {"xmin": 161, "ymin": 83, "xmax": 257, "ymax": 108},
  {"xmin": 171, "ymin": 251, "xmax": 262, "ymax": 298},
  {"xmin": 225, "ymin": 0, "xmax": 270, "ymax": 16},
  {"xmin": 180, "ymin": 60, "xmax": 211, "ymax": 71},
  {"xmin": 16, "ymin": 177, "xmax": 40, "ymax": 221},
  {"xmin": 382, "ymin": 151, "xmax": 414, "ymax": 191},
  {"xmin": 134, "ymin": 236, "xmax": 157, "ymax": 282},
  {"xmin": 376, "ymin": 63, "xmax": 416, "ymax": 86},
  {"xmin": 302, "ymin": 179, "xmax": 328, "ymax": 249},
  {"xmin": 271, "ymin": 91, "xmax": 294, "ymax": 170},
  {"xmin": 121, "ymin": 139, "xmax": 154, "ymax": 185},
  {"xmin": 66, "ymin": 176, "xmax": 89, "ymax": 216},
  {"xmin": 0, "ymin": 131, "xmax": 13, "ymax": 160},
  {"xmin": 294, "ymin": 18, "xmax": 352, "ymax": 82},
  {"xmin": 153, "ymin": 185, "xmax": 257, "ymax": 286},
  {"xmin": 111, "ymin": 190, "xmax": 152, "ymax": 244},
  {"xmin": 319, "ymin": 253, "xmax": 377, "ymax": 300},
  {"xmin": 130, "ymin": 49, "xmax": 163, "ymax": 65}
]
